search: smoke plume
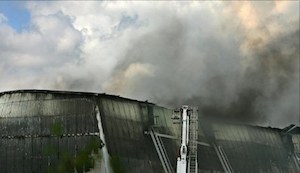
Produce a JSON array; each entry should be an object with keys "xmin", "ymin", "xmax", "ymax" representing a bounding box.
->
[
  {"xmin": 0, "ymin": 1, "xmax": 299, "ymax": 127},
  {"xmin": 104, "ymin": 2, "xmax": 300, "ymax": 127}
]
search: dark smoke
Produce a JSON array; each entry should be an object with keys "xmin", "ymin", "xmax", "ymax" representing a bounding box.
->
[
  {"xmin": 21, "ymin": 2, "xmax": 297, "ymax": 127},
  {"xmin": 106, "ymin": 15, "xmax": 299, "ymax": 127},
  {"xmin": 187, "ymin": 29, "xmax": 300, "ymax": 124}
]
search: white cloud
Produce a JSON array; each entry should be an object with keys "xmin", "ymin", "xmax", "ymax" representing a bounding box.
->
[{"xmin": 0, "ymin": 13, "xmax": 7, "ymax": 23}]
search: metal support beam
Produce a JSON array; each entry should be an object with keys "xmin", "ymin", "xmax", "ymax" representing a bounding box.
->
[
  {"xmin": 145, "ymin": 131, "xmax": 210, "ymax": 147},
  {"xmin": 214, "ymin": 144, "xmax": 234, "ymax": 173},
  {"xmin": 148, "ymin": 128, "xmax": 174, "ymax": 173}
]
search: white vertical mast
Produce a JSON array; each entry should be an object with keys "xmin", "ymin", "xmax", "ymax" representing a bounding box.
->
[{"xmin": 176, "ymin": 105, "xmax": 189, "ymax": 173}]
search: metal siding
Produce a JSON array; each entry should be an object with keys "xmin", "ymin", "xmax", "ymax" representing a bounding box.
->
[
  {"xmin": 99, "ymin": 97, "xmax": 165, "ymax": 172},
  {"xmin": 1, "ymin": 91, "xmax": 299, "ymax": 173},
  {"xmin": 210, "ymin": 123, "xmax": 293, "ymax": 173},
  {"xmin": 0, "ymin": 93, "xmax": 103, "ymax": 173}
]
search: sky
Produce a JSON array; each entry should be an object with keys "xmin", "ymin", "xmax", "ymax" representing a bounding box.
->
[
  {"xmin": 0, "ymin": 1, "xmax": 299, "ymax": 127},
  {"xmin": 0, "ymin": 1, "xmax": 30, "ymax": 32}
]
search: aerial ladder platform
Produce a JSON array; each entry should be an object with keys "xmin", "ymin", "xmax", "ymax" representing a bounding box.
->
[
  {"xmin": 147, "ymin": 105, "xmax": 235, "ymax": 173},
  {"xmin": 146, "ymin": 105, "xmax": 198, "ymax": 173},
  {"xmin": 175, "ymin": 106, "xmax": 198, "ymax": 173}
]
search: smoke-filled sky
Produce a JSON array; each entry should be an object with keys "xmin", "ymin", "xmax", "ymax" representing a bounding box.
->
[{"xmin": 0, "ymin": 1, "xmax": 299, "ymax": 127}]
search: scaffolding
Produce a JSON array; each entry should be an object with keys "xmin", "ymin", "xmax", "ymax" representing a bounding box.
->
[{"xmin": 188, "ymin": 107, "xmax": 198, "ymax": 173}]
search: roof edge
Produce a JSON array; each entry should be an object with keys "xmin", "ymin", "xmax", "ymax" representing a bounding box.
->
[{"xmin": 0, "ymin": 89, "xmax": 156, "ymax": 105}]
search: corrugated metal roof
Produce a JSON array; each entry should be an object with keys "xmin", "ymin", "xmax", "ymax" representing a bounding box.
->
[{"xmin": 0, "ymin": 89, "xmax": 156, "ymax": 105}]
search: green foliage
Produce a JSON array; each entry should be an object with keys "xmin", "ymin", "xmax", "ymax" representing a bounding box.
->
[
  {"xmin": 75, "ymin": 138, "xmax": 104, "ymax": 172},
  {"xmin": 51, "ymin": 121, "xmax": 63, "ymax": 136},
  {"xmin": 46, "ymin": 166, "xmax": 57, "ymax": 173},
  {"xmin": 43, "ymin": 136, "xmax": 104, "ymax": 173},
  {"xmin": 43, "ymin": 145, "xmax": 58, "ymax": 156},
  {"xmin": 110, "ymin": 156, "xmax": 127, "ymax": 173},
  {"xmin": 75, "ymin": 146, "xmax": 95, "ymax": 173}
]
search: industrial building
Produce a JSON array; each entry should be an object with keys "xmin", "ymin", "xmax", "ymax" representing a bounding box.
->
[{"xmin": 0, "ymin": 90, "xmax": 299, "ymax": 173}]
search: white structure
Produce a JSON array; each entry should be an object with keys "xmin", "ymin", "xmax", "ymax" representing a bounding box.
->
[
  {"xmin": 176, "ymin": 105, "xmax": 198, "ymax": 173},
  {"xmin": 176, "ymin": 106, "xmax": 189, "ymax": 173}
]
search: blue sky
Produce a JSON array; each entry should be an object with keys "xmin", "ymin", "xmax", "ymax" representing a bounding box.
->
[{"xmin": 0, "ymin": 1, "xmax": 30, "ymax": 32}]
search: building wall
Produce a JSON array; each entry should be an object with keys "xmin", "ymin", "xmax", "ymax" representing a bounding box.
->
[
  {"xmin": 0, "ymin": 90, "xmax": 166, "ymax": 173},
  {"xmin": 199, "ymin": 120, "xmax": 299, "ymax": 173},
  {"xmin": 0, "ymin": 91, "xmax": 103, "ymax": 173},
  {"xmin": 97, "ymin": 97, "xmax": 164, "ymax": 172},
  {"xmin": 0, "ymin": 90, "xmax": 299, "ymax": 173}
]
